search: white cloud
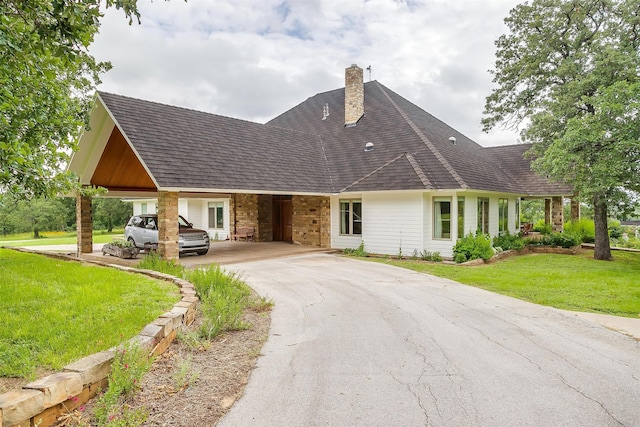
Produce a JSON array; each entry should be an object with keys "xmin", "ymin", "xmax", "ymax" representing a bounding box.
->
[{"xmin": 91, "ymin": 0, "xmax": 523, "ymax": 146}]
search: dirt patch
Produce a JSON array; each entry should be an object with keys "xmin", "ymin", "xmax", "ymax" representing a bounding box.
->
[
  {"xmin": 1, "ymin": 305, "xmax": 270, "ymax": 426},
  {"xmin": 132, "ymin": 307, "xmax": 270, "ymax": 426}
]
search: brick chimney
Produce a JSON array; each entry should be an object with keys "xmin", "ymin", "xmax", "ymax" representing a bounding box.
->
[{"xmin": 344, "ymin": 64, "xmax": 364, "ymax": 127}]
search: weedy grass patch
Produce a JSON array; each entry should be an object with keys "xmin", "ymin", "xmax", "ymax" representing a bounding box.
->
[
  {"xmin": 374, "ymin": 250, "xmax": 640, "ymax": 318},
  {"xmin": 0, "ymin": 249, "xmax": 180, "ymax": 378}
]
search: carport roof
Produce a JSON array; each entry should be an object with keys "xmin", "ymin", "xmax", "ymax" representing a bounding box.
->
[{"xmin": 96, "ymin": 91, "xmax": 333, "ymax": 194}]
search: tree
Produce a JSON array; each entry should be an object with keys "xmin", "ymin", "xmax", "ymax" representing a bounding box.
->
[
  {"xmin": 93, "ymin": 198, "xmax": 132, "ymax": 232},
  {"xmin": 0, "ymin": 0, "xmax": 143, "ymax": 199},
  {"xmin": 483, "ymin": 0, "xmax": 640, "ymax": 260}
]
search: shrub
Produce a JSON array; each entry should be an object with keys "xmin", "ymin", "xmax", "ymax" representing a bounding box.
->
[
  {"xmin": 344, "ymin": 241, "xmax": 367, "ymax": 257},
  {"xmin": 187, "ymin": 265, "xmax": 252, "ymax": 340},
  {"xmin": 608, "ymin": 221, "xmax": 624, "ymax": 239},
  {"xmin": 541, "ymin": 232, "xmax": 581, "ymax": 248},
  {"xmin": 420, "ymin": 250, "xmax": 443, "ymax": 262},
  {"xmin": 492, "ymin": 232, "xmax": 525, "ymax": 251},
  {"xmin": 533, "ymin": 220, "xmax": 552, "ymax": 234},
  {"xmin": 137, "ymin": 252, "xmax": 185, "ymax": 277},
  {"xmin": 453, "ymin": 233, "xmax": 494, "ymax": 263},
  {"xmin": 564, "ymin": 218, "xmax": 595, "ymax": 243}
]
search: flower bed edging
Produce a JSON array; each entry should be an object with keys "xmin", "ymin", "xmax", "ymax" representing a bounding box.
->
[{"xmin": 0, "ymin": 248, "xmax": 197, "ymax": 427}]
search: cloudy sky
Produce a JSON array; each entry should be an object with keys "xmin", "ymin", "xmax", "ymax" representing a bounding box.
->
[{"xmin": 90, "ymin": 0, "xmax": 523, "ymax": 147}]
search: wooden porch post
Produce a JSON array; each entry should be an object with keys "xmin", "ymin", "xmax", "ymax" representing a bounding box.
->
[
  {"xmin": 157, "ymin": 191, "xmax": 179, "ymax": 260},
  {"xmin": 76, "ymin": 193, "xmax": 93, "ymax": 254}
]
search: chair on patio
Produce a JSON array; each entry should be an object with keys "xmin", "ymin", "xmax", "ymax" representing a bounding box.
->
[
  {"xmin": 521, "ymin": 222, "xmax": 533, "ymax": 236},
  {"xmin": 232, "ymin": 226, "xmax": 255, "ymax": 242}
]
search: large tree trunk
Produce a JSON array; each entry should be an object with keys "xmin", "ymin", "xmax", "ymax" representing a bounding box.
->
[{"xmin": 593, "ymin": 194, "xmax": 612, "ymax": 260}]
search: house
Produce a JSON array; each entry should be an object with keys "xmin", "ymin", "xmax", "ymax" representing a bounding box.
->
[{"xmin": 68, "ymin": 65, "xmax": 573, "ymax": 259}]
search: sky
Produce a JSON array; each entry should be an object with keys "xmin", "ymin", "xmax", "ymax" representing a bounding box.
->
[{"xmin": 90, "ymin": 0, "xmax": 524, "ymax": 147}]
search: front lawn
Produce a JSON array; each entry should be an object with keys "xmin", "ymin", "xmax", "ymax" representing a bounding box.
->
[
  {"xmin": 0, "ymin": 229, "xmax": 124, "ymax": 247},
  {"xmin": 374, "ymin": 250, "xmax": 640, "ymax": 318},
  {"xmin": 0, "ymin": 249, "xmax": 180, "ymax": 378}
]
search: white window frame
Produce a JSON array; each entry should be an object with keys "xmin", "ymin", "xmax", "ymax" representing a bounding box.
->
[
  {"xmin": 499, "ymin": 198, "xmax": 508, "ymax": 235},
  {"xmin": 433, "ymin": 197, "xmax": 452, "ymax": 240},
  {"xmin": 208, "ymin": 202, "xmax": 224, "ymax": 229},
  {"xmin": 340, "ymin": 199, "xmax": 362, "ymax": 236},
  {"xmin": 477, "ymin": 197, "xmax": 489, "ymax": 234}
]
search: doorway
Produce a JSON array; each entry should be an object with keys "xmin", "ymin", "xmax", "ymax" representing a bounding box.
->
[{"xmin": 273, "ymin": 195, "xmax": 293, "ymax": 242}]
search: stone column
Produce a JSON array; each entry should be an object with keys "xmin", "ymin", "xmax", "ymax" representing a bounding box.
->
[
  {"xmin": 570, "ymin": 198, "xmax": 581, "ymax": 221},
  {"xmin": 76, "ymin": 194, "xmax": 93, "ymax": 254},
  {"xmin": 544, "ymin": 198, "xmax": 551, "ymax": 227},
  {"xmin": 157, "ymin": 191, "xmax": 179, "ymax": 260},
  {"xmin": 552, "ymin": 196, "xmax": 564, "ymax": 232}
]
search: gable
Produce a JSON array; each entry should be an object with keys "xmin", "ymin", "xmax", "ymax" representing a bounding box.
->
[{"xmin": 90, "ymin": 127, "xmax": 157, "ymax": 191}]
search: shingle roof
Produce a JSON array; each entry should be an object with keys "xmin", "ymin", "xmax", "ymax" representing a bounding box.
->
[
  {"xmin": 99, "ymin": 92, "xmax": 332, "ymax": 193},
  {"xmin": 98, "ymin": 80, "xmax": 572, "ymax": 196},
  {"xmin": 483, "ymin": 144, "xmax": 574, "ymax": 196},
  {"xmin": 268, "ymin": 81, "xmax": 559, "ymax": 194}
]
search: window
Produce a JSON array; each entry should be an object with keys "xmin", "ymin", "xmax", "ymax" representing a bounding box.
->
[
  {"xmin": 457, "ymin": 197, "xmax": 465, "ymax": 237},
  {"xmin": 499, "ymin": 198, "xmax": 508, "ymax": 235},
  {"xmin": 434, "ymin": 197, "xmax": 451, "ymax": 239},
  {"xmin": 515, "ymin": 198, "xmax": 520, "ymax": 231},
  {"xmin": 340, "ymin": 200, "xmax": 362, "ymax": 235},
  {"xmin": 141, "ymin": 203, "xmax": 147, "ymax": 214},
  {"xmin": 208, "ymin": 202, "xmax": 224, "ymax": 229},
  {"xmin": 477, "ymin": 198, "xmax": 489, "ymax": 234}
]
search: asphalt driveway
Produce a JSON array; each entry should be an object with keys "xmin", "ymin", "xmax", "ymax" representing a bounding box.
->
[{"xmin": 220, "ymin": 254, "xmax": 640, "ymax": 427}]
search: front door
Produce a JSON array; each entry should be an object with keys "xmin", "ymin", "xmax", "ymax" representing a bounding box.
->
[{"xmin": 273, "ymin": 196, "xmax": 293, "ymax": 242}]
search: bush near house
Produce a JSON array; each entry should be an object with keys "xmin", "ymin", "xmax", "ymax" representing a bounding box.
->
[
  {"xmin": 492, "ymin": 232, "xmax": 525, "ymax": 252},
  {"xmin": 453, "ymin": 233, "xmax": 494, "ymax": 263},
  {"xmin": 564, "ymin": 218, "xmax": 595, "ymax": 243}
]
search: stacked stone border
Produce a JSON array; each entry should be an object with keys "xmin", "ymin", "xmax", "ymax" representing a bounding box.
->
[{"xmin": 0, "ymin": 248, "xmax": 198, "ymax": 427}]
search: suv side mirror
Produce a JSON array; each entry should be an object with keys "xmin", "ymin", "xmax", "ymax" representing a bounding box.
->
[{"xmin": 146, "ymin": 224, "xmax": 155, "ymax": 229}]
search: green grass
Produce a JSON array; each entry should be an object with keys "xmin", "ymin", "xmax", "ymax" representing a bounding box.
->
[
  {"xmin": 0, "ymin": 229, "xmax": 124, "ymax": 246},
  {"xmin": 0, "ymin": 248, "xmax": 180, "ymax": 378},
  {"xmin": 373, "ymin": 250, "xmax": 640, "ymax": 318}
]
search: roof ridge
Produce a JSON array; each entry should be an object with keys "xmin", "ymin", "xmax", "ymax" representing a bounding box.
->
[
  {"xmin": 375, "ymin": 83, "xmax": 469, "ymax": 189},
  {"xmin": 405, "ymin": 152, "xmax": 432, "ymax": 189},
  {"xmin": 317, "ymin": 135, "xmax": 336, "ymax": 193},
  {"xmin": 339, "ymin": 153, "xmax": 406, "ymax": 192}
]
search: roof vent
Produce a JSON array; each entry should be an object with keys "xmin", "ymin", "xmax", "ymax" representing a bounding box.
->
[
  {"xmin": 449, "ymin": 136, "xmax": 457, "ymax": 145},
  {"xmin": 322, "ymin": 103, "xmax": 330, "ymax": 120},
  {"xmin": 364, "ymin": 142, "xmax": 374, "ymax": 152}
]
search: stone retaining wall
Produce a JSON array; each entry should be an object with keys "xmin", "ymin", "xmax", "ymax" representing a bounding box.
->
[{"xmin": 0, "ymin": 248, "xmax": 197, "ymax": 427}]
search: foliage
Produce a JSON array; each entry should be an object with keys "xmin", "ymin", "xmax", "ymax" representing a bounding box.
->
[
  {"xmin": 343, "ymin": 241, "xmax": 367, "ymax": 257},
  {"xmin": 420, "ymin": 250, "xmax": 443, "ymax": 262},
  {"xmin": 94, "ymin": 199, "xmax": 133, "ymax": 232},
  {"xmin": 564, "ymin": 218, "xmax": 596, "ymax": 243},
  {"xmin": 541, "ymin": 232, "xmax": 582, "ymax": 248},
  {"xmin": 374, "ymin": 251, "xmax": 640, "ymax": 318},
  {"xmin": 93, "ymin": 343, "xmax": 152, "ymax": 426},
  {"xmin": 520, "ymin": 199, "xmax": 545, "ymax": 224},
  {"xmin": 0, "ymin": 193, "xmax": 73, "ymax": 237},
  {"xmin": 608, "ymin": 220, "xmax": 624, "ymax": 239},
  {"xmin": 186, "ymin": 265, "xmax": 252, "ymax": 340},
  {"xmin": 533, "ymin": 220, "xmax": 552, "ymax": 235},
  {"xmin": 493, "ymin": 231, "xmax": 525, "ymax": 251},
  {"xmin": 453, "ymin": 233, "xmax": 494, "ymax": 263},
  {"xmin": 136, "ymin": 252, "xmax": 185, "ymax": 278},
  {"xmin": 483, "ymin": 0, "xmax": 640, "ymax": 260},
  {"xmin": 0, "ymin": 249, "xmax": 179, "ymax": 378},
  {"xmin": 1, "ymin": 0, "xmax": 146, "ymax": 198},
  {"xmin": 107, "ymin": 239, "xmax": 135, "ymax": 248}
]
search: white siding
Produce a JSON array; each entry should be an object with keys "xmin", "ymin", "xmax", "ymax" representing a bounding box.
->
[{"xmin": 364, "ymin": 192, "xmax": 423, "ymax": 256}]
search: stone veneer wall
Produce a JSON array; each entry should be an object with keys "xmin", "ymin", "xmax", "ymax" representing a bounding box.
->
[
  {"xmin": 0, "ymin": 248, "xmax": 197, "ymax": 427},
  {"xmin": 551, "ymin": 196, "xmax": 564, "ymax": 233},
  {"xmin": 232, "ymin": 194, "xmax": 259, "ymax": 240},
  {"xmin": 292, "ymin": 196, "xmax": 330, "ymax": 247},
  {"xmin": 76, "ymin": 195, "xmax": 93, "ymax": 254},
  {"xmin": 158, "ymin": 191, "xmax": 179, "ymax": 260},
  {"xmin": 257, "ymin": 195, "xmax": 273, "ymax": 242}
]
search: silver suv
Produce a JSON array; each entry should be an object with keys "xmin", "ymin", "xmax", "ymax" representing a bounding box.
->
[{"xmin": 124, "ymin": 214, "xmax": 210, "ymax": 255}]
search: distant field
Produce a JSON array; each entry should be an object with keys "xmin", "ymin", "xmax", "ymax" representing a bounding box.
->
[{"xmin": 0, "ymin": 229, "xmax": 124, "ymax": 246}]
